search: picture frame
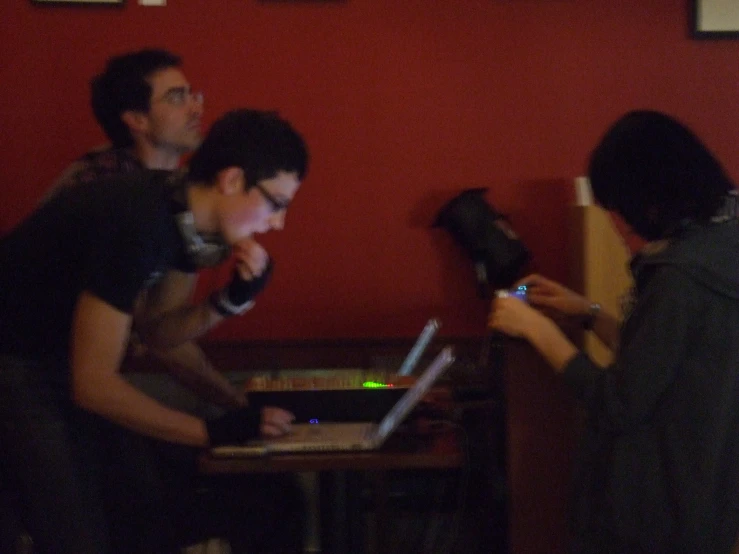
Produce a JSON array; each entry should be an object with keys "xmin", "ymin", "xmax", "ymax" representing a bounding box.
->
[
  {"xmin": 693, "ymin": 0, "xmax": 739, "ymax": 38},
  {"xmin": 32, "ymin": 0, "xmax": 123, "ymax": 5},
  {"xmin": 257, "ymin": 0, "xmax": 345, "ymax": 3}
]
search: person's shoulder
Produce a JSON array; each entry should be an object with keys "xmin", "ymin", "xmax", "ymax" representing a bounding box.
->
[{"xmin": 46, "ymin": 146, "xmax": 144, "ymax": 200}]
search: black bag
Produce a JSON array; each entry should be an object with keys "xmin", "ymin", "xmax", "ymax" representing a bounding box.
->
[{"xmin": 434, "ymin": 188, "xmax": 530, "ymax": 295}]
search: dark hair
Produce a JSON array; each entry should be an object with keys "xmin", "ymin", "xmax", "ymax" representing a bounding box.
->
[
  {"xmin": 588, "ymin": 110, "xmax": 735, "ymax": 240},
  {"xmin": 188, "ymin": 109, "xmax": 309, "ymax": 187},
  {"xmin": 90, "ymin": 49, "xmax": 182, "ymax": 148}
]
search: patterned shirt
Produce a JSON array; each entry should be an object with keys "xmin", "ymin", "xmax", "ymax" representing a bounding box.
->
[{"xmin": 44, "ymin": 147, "xmax": 144, "ymax": 202}]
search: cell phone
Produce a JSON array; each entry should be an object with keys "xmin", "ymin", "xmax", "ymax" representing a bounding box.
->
[
  {"xmin": 511, "ymin": 284, "xmax": 528, "ymax": 301},
  {"xmin": 495, "ymin": 284, "xmax": 528, "ymax": 302}
]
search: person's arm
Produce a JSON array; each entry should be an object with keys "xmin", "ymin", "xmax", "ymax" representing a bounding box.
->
[
  {"xmin": 132, "ymin": 270, "xmax": 245, "ymax": 409},
  {"xmin": 515, "ymin": 273, "xmax": 622, "ymax": 352},
  {"xmin": 71, "ymin": 291, "xmax": 210, "ymax": 446},
  {"xmin": 585, "ymin": 303, "xmax": 621, "ymax": 352},
  {"xmin": 488, "ymin": 295, "xmax": 580, "ymax": 372},
  {"xmin": 133, "ymin": 238, "xmax": 273, "ymax": 407},
  {"xmin": 496, "ymin": 267, "xmax": 696, "ymax": 433},
  {"xmin": 135, "ymin": 269, "xmax": 226, "ymax": 348},
  {"xmin": 70, "ymin": 291, "xmax": 294, "ymax": 445},
  {"xmin": 136, "ymin": 238, "xmax": 272, "ymax": 349},
  {"xmin": 561, "ymin": 268, "xmax": 696, "ymax": 432},
  {"xmin": 148, "ymin": 340, "xmax": 246, "ymax": 409}
]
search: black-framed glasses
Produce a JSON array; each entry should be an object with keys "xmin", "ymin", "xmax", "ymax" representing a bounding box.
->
[
  {"xmin": 253, "ymin": 183, "xmax": 290, "ymax": 212},
  {"xmin": 152, "ymin": 86, "xmax": 204, "ymax": 107}
]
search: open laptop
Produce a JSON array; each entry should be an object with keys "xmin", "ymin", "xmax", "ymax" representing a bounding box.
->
[
  {"xmin": 242, "ymin": 318, "xmax": 441, "ymax": 423},
  {"xmin": 397, "ymin": 317, "xmax": 440, "ymax": 376},
  {"xmin": 212, "ymin": 346, "xmax": 455, "ymax": 457}
]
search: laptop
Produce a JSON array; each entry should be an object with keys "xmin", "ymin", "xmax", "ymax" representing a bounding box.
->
[
  {"xmin": 397, "ymin": 317, "xmax": 440, "ymax": 376},
  {"xmin": 242, "ymin": 318, "xmax": 442, "ymax": 423},
  {"xmin": 211, "ymin": 346, "xmax": 455, "ymax": 457}
]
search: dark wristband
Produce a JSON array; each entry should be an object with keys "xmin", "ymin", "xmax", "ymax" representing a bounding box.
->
[
  {"xmin": 206, "ymin": 407, "xmax": 261, "ymax": 447},
  {"xmin": 210, "ymin": 259, "xmax": 274, "ymax": 317},
  {"xmin": 208, "ymin": 290, "xmax": 254, "ymax": 317},
  {"xmin": 228, "ymin": 258, "xmax": 274, "ymax": 305}
]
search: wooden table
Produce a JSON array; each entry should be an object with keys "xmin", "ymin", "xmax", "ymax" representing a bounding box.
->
[{"xmin": 199, "ymin": 426, "xmax": 465, "ymax": 554}]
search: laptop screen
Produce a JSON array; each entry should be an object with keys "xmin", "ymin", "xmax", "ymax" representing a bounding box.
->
[
  {"xmin": 375, "ymin": 346, "xmax": 455, "ymax": 441},
  {"xmin": 397, "ymin": 318, "xmax": 441, "ymax": 376}
]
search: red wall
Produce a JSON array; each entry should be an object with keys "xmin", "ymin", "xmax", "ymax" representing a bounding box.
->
[
  {"xmin": 2, "ymin": 3, "xmax": 737, "ymax": 552},
  {"xmin": 1, "ymin": 0, "xmax": 738, "ymax": 341}
]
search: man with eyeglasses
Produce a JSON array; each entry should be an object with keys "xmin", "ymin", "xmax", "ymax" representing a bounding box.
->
[
  {"xmin": 0, "ymin": 109, "xmax": 309, "ymax": 554},
  {"xmin": 50, "ymin": 48, "xmax": 204, "ymax": 190},
  {"xmin": 29, "ymin": 48, "xmax": 307, "ymax": 553},
  {"xmin": 49, "ymin": 49, "xmax": 251, "ymax": 410}
]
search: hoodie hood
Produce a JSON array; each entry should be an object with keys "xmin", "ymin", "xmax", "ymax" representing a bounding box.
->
[{"xmin": 633, "ymin": 219, "xmax": 739, "ymax": 300}]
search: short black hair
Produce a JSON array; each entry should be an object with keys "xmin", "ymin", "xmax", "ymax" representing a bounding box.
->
[
  {"xmin": 91, "ymin": 48, "xmax": 182, "ymax": 148},
  {"xmin": 188, "ymin": 109, "xmax": 309, "ymax": 187},
  {"xmin": 588, "ymin": 110, "xmax": 735, "ymax": 240}
]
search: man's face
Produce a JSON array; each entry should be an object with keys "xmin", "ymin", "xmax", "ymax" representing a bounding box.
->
[
  {"xmin": 218, "ymin": 170, "xmax": 301, "ymax": 245},
  {"xmin": 143, "ymin": 67, "xmax": 203, "ymax": 155}
]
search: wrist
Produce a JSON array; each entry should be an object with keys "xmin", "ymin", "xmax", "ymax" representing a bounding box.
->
[
  {"xmin": 582, "ymin": 302, "xmax": 601, "ymax": 330},
  {"xmin": 206, "ymin": 407, "xmax": 261, "ymax": 447},
  {"xmin": 209, "ymin": 290, "xmax": 255, "ymax": 318}
]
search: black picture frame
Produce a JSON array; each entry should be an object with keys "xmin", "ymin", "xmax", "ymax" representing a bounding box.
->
[{"xmin": 693, "ymin": 0, "xmax": 739, "ymax": 39}]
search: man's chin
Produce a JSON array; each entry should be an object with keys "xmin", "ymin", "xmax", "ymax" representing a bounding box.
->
[{"xmin": 231, "ymin": 233, "xmax": 255, "ymax": 246}]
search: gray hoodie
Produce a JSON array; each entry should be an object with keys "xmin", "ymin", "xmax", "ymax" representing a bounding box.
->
[{"xmin": 563, "ymin": 218, "xmax": 739, "ymax": 554}]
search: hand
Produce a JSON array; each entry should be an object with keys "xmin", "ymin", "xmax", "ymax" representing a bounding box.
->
[
  {"xmin": 209, "ymin": 239, "xmax": 274, "ymax": 316},
  {"xmin": 232, "ymin": 238, "xmax": 270, "ymax": 282},
  {"xmin": 205, "ymin": 405, "xmax": 296, "ymax": 446},
  {"xmin": 488, "ymin": 295, "xmax": 546, "ymax": 339},
  {"xmin": 259, "ymin": 406, "xmax": 295, "ymax": 438},
  {"xmin": 516, "ymin": 273, "xmax": 590, "ymax": 318}
]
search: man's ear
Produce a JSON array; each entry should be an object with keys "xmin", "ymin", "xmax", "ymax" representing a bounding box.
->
[
  {"xmin": 215, "ymin": 167, "xmax": 246, "ymax": 195},
  {"xmin": 120, "ymin": 110, "xmax": 149, "ymax": 136}
]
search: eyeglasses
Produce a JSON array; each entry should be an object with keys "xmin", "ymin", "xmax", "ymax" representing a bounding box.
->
[
  {"xmin": 253, "ymin": 183, "xmax": 290, "ymax": 212},
  {"xmin": 152, "ymin": 86, "xmax": 204, "ymax": 107}
]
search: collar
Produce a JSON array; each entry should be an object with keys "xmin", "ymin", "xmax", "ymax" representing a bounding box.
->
[{"xmin": 167, "ymin": 170, "xmax": 232, "ymax": 268}]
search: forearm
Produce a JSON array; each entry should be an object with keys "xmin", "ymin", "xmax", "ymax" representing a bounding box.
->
[
  {"xmin": 589, "ymin": 309, "xmax": 621, "ymax": 352},
  {"xmin": 73, "ymin": 370, "xmax": 210, "ymax": 447},
  {"xmin": 140, "ymin": 300, "xmax": 228, "ymax": 349},
  {"xmin": 525, "ymin": 315, "xmax": 581, "ymax": 373},
  {"xmin": 149, "ymin": 341, "xmax": 245, "ymax": 409},
  {"xmin": 567, "ymin": 296, "xmax": 622, "ymax": 352}
]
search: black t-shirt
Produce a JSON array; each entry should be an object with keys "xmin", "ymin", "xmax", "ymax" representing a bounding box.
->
[{"xmin": 0, "ymin": 170, "xmax": 190, "ymax": 365}]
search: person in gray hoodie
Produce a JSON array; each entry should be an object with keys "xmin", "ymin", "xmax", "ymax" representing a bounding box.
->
[{"xmin": 489, "ymin": 110, "xmax": 739, "ymax": 554}]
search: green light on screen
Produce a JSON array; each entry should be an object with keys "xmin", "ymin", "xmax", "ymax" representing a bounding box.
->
[{"xmin": 362, "ymin": 381, "xmax": 394, "ymax": 388}]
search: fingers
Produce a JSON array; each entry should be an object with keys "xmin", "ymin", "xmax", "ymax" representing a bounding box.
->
[
  {"xmin": 488, "ymin": 296, "xmax": 524, "ymax": 337},
  {"xmin": 514, "ymin": 273, "xmax": 544, "ymax": 288},
  {"xmin": 233, "ymin": 239, "xmax": 269, "ymax": 280},
  {"xmin": 260, "ymin": 407, "xmax": 295, "ymax": 437}
]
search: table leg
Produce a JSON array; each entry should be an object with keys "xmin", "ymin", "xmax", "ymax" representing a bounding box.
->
[
  {"xmin": 319, "ymin": 471, "xmax": 346, "ymax": 553},
  {"xmin": 318, "ymin": 470, "xmax": 369, "ymax": 554},
  {"xmin": 368, "ymin": 471, "xmax": 391, "ymax": 554}
]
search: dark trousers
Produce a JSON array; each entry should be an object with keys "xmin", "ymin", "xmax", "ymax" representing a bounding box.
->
[{"xmin": 0, "ymin": 357, "xmax": 305, "ymax": 554}]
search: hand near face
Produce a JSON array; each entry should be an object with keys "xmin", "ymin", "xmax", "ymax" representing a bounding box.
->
[
  {"xmin": 260, "ymin": 406, "xmax": 295, "ymax": 437},
  {"xmin": 516, "ymin": 273, "xmax": 590, "ymax": 318},
  {"xmin": 232, "ymin": 238, "xmax": 270, "ymax": 280}
]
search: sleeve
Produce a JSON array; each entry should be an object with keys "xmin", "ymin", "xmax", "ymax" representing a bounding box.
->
[
  {"xmin": 82, "ymin": 187, "xmax": 172, "ymax": 314},
  {"xmin": 561, "ymin": 265, "xmax": 700, "ymax": 434}
]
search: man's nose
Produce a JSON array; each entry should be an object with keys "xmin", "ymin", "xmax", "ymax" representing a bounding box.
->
[
  {"xmin": 190, "ymin": 99, "xmax": 204, "ymax": 117},
  {"xmin": 189, "ymin": 93, "xmax": 204, "ymax": 115}
]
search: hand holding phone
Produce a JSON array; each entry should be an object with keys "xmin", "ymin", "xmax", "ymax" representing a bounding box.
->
[{"xmin": 495, "ymin": 284, "xmax": 528, "ymax": 302}]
